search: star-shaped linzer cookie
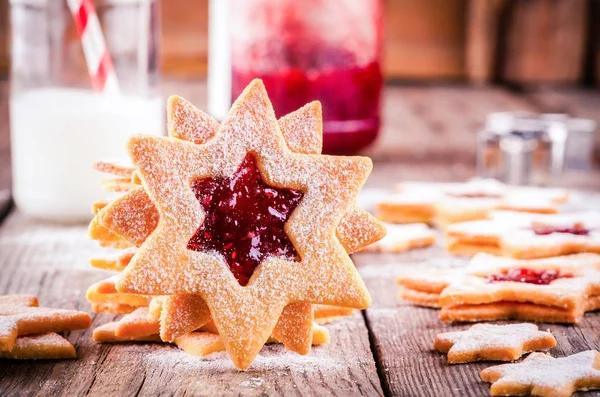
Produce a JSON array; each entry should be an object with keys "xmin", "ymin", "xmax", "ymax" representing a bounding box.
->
[
  {"xmin": 116, "ymin": 79, "xmax": 375, "ymax": 370},
  {"xmin": 481, "ymin": 350, "xmax": 600, "ymax": 397},
  {"xmin": 434, "ymin": 323, "xmax": 556, "ymax": 364},
  {"xmin": 90, "ymin": 92, "xmax": 384, "ymax": 357}
]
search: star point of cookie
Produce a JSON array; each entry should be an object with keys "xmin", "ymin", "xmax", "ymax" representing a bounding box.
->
[
  {"xmin": 117, "ymin": 79, "xmax": 373, "ymax": 369},
  {"xmin": 481, "ymin": 350, "xmax": 600, "ymax": 397},
  {"xmin": 434, "ymin": 323, "xmax": 556, "ymax": 364}
]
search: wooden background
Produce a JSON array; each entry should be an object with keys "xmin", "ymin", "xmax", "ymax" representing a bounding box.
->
[{"xmin": 1, "ymin": 0, "xmax": 599, "ymax": 85}]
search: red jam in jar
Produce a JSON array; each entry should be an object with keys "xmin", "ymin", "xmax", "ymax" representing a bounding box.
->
[
  {"xmin": 232, "ymin": 61, "xmax": 382, "ymax": 154},
  {"xmin": 229, "ymin": 0, "xmax": 383, "ymax": 155},
  {"xmin": 487, "ymin": 268, "xmax": 572, "ymax": 285},
  {"xmin": 187, "ymin": 155, "xmax": 303, "ymax": 286}
]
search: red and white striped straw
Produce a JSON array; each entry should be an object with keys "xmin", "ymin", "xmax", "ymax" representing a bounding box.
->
[{"xmin": 67, "ymin": 0, "xmax": 120, "ymax": 94}]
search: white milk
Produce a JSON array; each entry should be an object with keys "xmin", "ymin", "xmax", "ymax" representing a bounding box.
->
[{"xmin": 10, "ymin": 88, "xmax": 164, "ymax": 222}]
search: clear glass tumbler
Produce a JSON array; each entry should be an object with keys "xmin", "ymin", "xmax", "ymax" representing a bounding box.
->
[
  {"xmin": 10, "ymin": 0, "xmax": 163, "ymax": 222},
  {"xmin": 210, "ymin": 0, "xmax": 383, "ymax": 155}
]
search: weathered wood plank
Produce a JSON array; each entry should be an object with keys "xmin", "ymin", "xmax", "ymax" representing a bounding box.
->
[
  {"xmin": 501, "ymin": 0, "xmax": 588, "ymax": 85},
  {"xmin": 384, "ymin": 0, "xmax": 466, "ymax": 81},
  {"xmin": 0, "ymin": 211, "xmax": 383, "ymax": 396},
  {"xmin": 465, "ymin": 0, "xmax": 508, "ymax": 84}
]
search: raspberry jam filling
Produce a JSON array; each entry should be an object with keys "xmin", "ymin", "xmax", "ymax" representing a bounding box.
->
[
  {"xmin": 488, "ymin": 268, "xmax": 572, "ymax": 285},
  {"xmin": 532, "ymin": 225, "xmax": 590, "ymax": 236},
  {"xmin": 187, "ymin": 154, "xmax": 304, "ymax": 286}
]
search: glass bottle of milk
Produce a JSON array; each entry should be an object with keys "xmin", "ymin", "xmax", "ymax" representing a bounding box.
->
[{"xmin": 9, "ymin": 0, "xmax": 164, "ymax": 222}]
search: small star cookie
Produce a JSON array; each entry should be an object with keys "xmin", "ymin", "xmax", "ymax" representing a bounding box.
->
[
  {"xmin": 481, "ymin": 350, "xmax": 600, "ymax": 397},
  {"xmin": 0, "ymin": 295, "xmax": 90, "ymax": 359},
  {"xmin": 0, "ymin": 295, "xmax": 91, "ymax": 352},
  {"xmin": 434, "ymin": 323, "xmax": 556, "ymax": 364}
]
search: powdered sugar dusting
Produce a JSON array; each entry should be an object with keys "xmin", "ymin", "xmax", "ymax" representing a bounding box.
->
[
  {"xmin": 168, "ymin": 95, "xmax": 220, "ymax": 145},
  {"xmin": 337, "ymin": 206, "xmax": 386, "ymax": 254},
  {"xmin": 239, "ymin": 376, "xmax": 264, "ymax": 388},
  {"xmin": 438, "ymin": 323, "xmax": 554, "ymax": 354},
  {"xmin": 99, "ymin": 187, "xmax": 159, "ymax": 247},
  {"xmin": 144, "ymin": 343, "xmax": 346, "ymax": 373},
  {"xmin": 481, "ymin": 350, "xmax": 600, "ymax": 391},
  {"xmin": 278, "ymin": 101, "xmax": 323, "ymax": 155},
  {"xmin": 94, "ymin": 160, "xmax": 135, "ymax": 178}
]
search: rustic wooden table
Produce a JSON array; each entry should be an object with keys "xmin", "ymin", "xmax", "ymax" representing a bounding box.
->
[{"xmin": 1, "ymin": 81, "xmax": 599, "ymax": 396}]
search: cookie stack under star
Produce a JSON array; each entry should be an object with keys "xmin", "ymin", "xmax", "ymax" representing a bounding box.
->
[{"xmin": 87, "ymin": 79, "xmax": 386, "ymax": 370}]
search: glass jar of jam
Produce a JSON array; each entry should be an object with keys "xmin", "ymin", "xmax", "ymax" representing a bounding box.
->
[{"xmin": 208, "ymin": 0, "xmax": 383, "ymax": 154}]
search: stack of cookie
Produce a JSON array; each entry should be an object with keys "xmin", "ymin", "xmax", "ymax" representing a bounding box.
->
[
  {"xmin": 398, "ymin": 253, "xmax": 600, "ymax": 324},
  {"xmin": 0, "ymin": 295, "xmax": 90, "ymax": 359},
  {"xmin": 86, "ymin": 79, "xmax": 386, "ymax": 370}
]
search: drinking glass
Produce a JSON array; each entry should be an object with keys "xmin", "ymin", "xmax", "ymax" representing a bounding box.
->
[{"xmin": 10, "ymin": 0, "xmax": 163, "ymax": 221}]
